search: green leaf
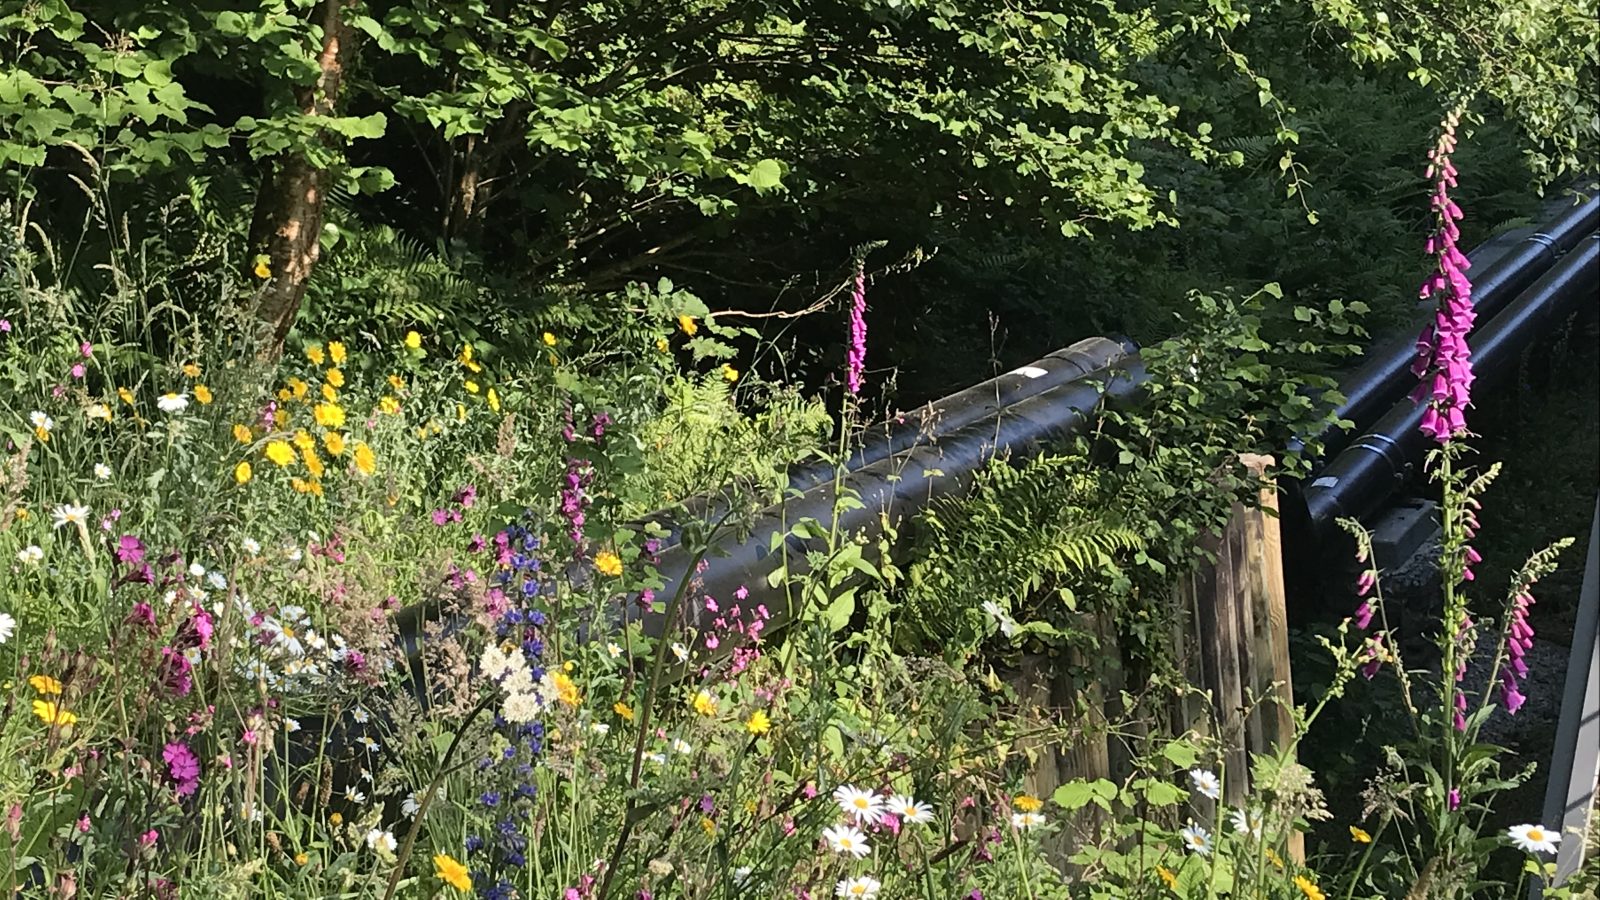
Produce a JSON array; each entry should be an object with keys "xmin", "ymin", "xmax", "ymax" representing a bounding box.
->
[{"xmin": 745, "ymin": 159, "xmax": 785, "ymax": 192}]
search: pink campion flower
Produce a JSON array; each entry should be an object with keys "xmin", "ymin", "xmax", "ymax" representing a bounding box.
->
[
  {"xmin": 0, "ymin": 319, "xmax": 11, "ymax": 333},
  {"xmin": 79, "ymin": 341, "xmax": 92, "ymax": 358},
  {"xmin": 160, "ymin": 647, "xmax": 193, "ymax": 696},
  {"xmin": 845, "ymin": 262, "xmax": 868, "ymax": 395},
  {"xmin": 162, "ymin": 742, "xmax": 201, "ymax": 796},
  {"xmin": 76, "ymin": 814, "xmax": 90, "ymax": 833},
  {"xmin": 70, "ymin": 364, "xmax": 85, "ymax": 379},
  {"xmin": 1447, "ymin": 788, "xmax": 1461, "ymax": 811},
  {"xmin": 138, "ymin": 830, "xmax": 159, "ymax": 848}
]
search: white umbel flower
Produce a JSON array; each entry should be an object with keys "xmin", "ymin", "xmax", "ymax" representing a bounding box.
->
[
  {"xmin": 821, "ymin": 824, "xmax": 871, "ymax": 859},
  {"xmin": 1507, "ymin": 823, "xmax": 1561, "ymax": 854},
  {"xmin": 832, "ymin": 784, "xmax": 884, "ymax": 824}
]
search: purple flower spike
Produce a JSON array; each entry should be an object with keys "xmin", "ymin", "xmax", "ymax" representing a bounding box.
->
[
  {"xmin": 1412, "ymin": 110, "xmax": 1475, "ymax": 444},
  {"xmin": 845, "ymin": 263, "xmax": 868, "ymax": 396}
]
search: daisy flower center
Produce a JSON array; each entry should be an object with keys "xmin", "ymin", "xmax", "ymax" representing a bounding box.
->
[
  {"xmin": 1527, "ymin": 829, "xmax": 1545, "ymax": 841},
  {"xmin": 853, "ymin": 798, "xmax": 869, "ymax": 809}
]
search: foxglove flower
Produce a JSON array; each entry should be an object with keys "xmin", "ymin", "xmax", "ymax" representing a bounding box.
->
[
  {"xmin": 845, "ymin": 263, "xmax": 867, "ymax": 395},
  {"xmin": 1411, "ymin": 110, "xmax": 1475, "ymax": 443}
]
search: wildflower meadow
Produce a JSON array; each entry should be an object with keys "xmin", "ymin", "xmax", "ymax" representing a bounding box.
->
[{"xmin": 3, "ymin": 1, "xmax": 1598, "ymax": 898}]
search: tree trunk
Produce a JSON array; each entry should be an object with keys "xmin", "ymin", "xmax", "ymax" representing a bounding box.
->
[{"xmin": 247, "ymin": 0, "xmax": 356, "ymax": 350}]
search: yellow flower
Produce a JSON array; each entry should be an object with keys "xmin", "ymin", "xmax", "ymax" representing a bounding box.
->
[
  {"xmin": 294, "ymin": 852, "xmax": 308, "ymax": 866},
  {"xmin": 487, "ymin": 387, "xmax": 500, "ymax": 413},
  {"xmin": 464, "ymin": 380, "xmax": 480, "ymax": 394},
  {"xmin": 193, "ymin": 384, "xmax": 213, "ymax": 404},
  {"xmin": 722, "ymin": 365, "xmax": 739, "ymax": 382},
  {"xmin": 300, "ymin": 446, "xmax": 325, "ymax": 478},
  {"xmin": 459, "ymin": 343, "xmax": 474, "ymax": 363},
  {"xmin": 182, "ymin": 363, "xmax": 201, "ymax": 378},
  {"xmin": 232, "ymin": 424, "xmax": 253, "ymax": 445},
  {"xmin": 272, "ymin": 409, "xmax": 288, "ymax": 429},
  {"xmin": 328, "ymin": 341, "xmax": 347, "ymax": 364},
  {"xmin": 656, "ymin": 337, "xmax": 670, "ymax": 352},
  {"xmin": 264, "ymin": 441, "xmax": 296, "ymax": 468},
  {"xmin": 292, "ymin": 429, "xmax": 316, "ymax": 451},
  {"xmin": 1014, "ymin": 795, "xmax": 1044, "ymax": 813},
  {"xmin": 117, "ymin": 387, "xmax": 135, "ymax": 405},
  {"xmin": 542, "ymin": 332, "xmax": 557, "ymax": 346},
  {"xmin": 1350, "ymin": 825, "xmax": 1372, "ymax": 844},
  {"xmin": 234, "ymin": 461, "xmax": 252, "ymax": 485},
  {"xmin": 552, "ymin": 672, "xmax": 581, "ymax": 707},
  {"xmin": 291, "ymin": 477, "xmax": 314, "ymax": 495},
  {"xmin": 352, "ymin": 442, "xmax": 376, "ymax": 476},
  {"xmin": 678, "ymin": 314, "xmax": 698, "ymax": 336},
  {"xmin": 329, "ymin": 812, "xmax": 343, "ymax": 826},
  {"xmin": 28, "ymin": 675, "xmax": 62, "ymax": 695},
  {"xmin": 1156, "ymin": 866, "xmax": 1178, "ymax": 889},
  {"xmin": 325, "ymin": 368, "xmax": 345, "ymax": 388},
  {"xmin": 379, "ymin": 396, "xmax": 401, "ymax": 415},
  {"xmin": 305, "ymin": 344, "xmax": 325, "ymax": 366},
  {"xmin": 313, "ymin": 402, "xmax": 345, "ymax": 429},
  {"xmin": 699, "ymin": 817, "xmax": 716, "ymax": 836},
  {"xmin": 85, "ymin": 403, "xmax": 112, "ymax": 421},
  {"xmin": 1294, "ymin": 875, "xmax": 1326, "ymax": 900},
  {"xmin": 276, "ymin": 388, "xmax": 291, "ymax": 402},
  {"xmin": 387, "ymin": 374, "xmax": 405, "ymax": 392},
  {"xmin": 320, "ymin": 382, "xmax": 337, "ymax": 402},
  {"xmin": 253, "ymin": 256, "xmax": 272, "ymax": 279},
  {"xmin": 34, "ymin": 427, "xmax": 49, "ymax": 443},
  {"xmin": 1264, "ymin": 847, "xmax": 1285, "ymax": 870},
  {"xmin": 594, "ymin": 550, "xmax": 622, "ymax": 577},
  {"xmin": 13, "ymin": 508, "xmax": 26, "ymax": 521},
  {"xmin": 434, "ymin": 854, "xmax": 471, "ymax": 892},
  {"xmin": 455, "ymin": 403, "xmax": 466, "ymax": 422},
  {"xmin": 744, "ymin": 709, "xmax": 771, "ymax": 735},
  {"xmin": 404, "ymin": 331, "xmax": 422, "ymax": 350},
  {"xmin": 288, "ymin": 378, "xmax": 309, "ymax": 401},
  {"xmin": 613, "ymin": 701, "xmax": 634, "ymax": 722},
  {"xmin": 32, "ymin": 700, "xmax": 77, "ymax": 727},
  {"xmin": 322, "ymin": 432, "xmax": 346, "ymax": 456},
  {"xmin": 691, "ymin": 689, "xmax": 717, "ymax": 717}
]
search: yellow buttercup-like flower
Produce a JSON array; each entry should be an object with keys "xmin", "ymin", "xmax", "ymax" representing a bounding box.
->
[
  {"xmin": 1156, "ymin": 866, "xmax": 1178, "ymax": 890},
  {"xmin": 551, "ymin": 672, "xmax": 581, "ymax": 707},
  {"xmin": 542, "ymin": 332, "xmax": 557, "ymax": 346},
  {"xmin": 322, "ymin": 432, "xmax": 346, "ymax": 456},
  {"xmin": 313, "ymin": 403, "xmax": 345, "ymax": 429},
  {"xmin": 656, "ymin": 337, "xmax": 670, "ymax": 352},
  {"xmin": 722, "ymin": 365, "xmax": 739, "ymax": 382},
  {"xmin": 1014, "ymin": 795, "xmax": 1044, "ymax": 813},
  {"xmin": 678, "ymin": 314, "xmax": 698, "ymax": 335},
  {"xmin": 288, "ymin": 377, "xmax": 310, "ymax": 401},
  {"xmin": 320, "ymin": 382, "xmax": 338, "ymax": 402},
  {"xmin": 28, "ymin": 675, "xmax": 62, "ymax": 695},
  {"xmin": 326, "ymin": 368, "xmax": 345, "ymax": 388},
  {"xmin": 744, "ymin": 709, "xmax": 771, "ymax": 735},
  {"xmin": 328, "ymin": 341, "xmax": 347, "ymax": 364},
  {"xmin": 117, "ymin": 387, "xmax": 135, "ymax": 405},
  {"xmin": 253, "ymin": 255, "xmax": 271, "ymax": 279},
  {"xmin": 464, "ymin": 380, "xmax": 480, "ymax": 394},
  {"xmin": 182, "ymin": 363, "xmax": 201, "ymax": 378},
  {"xmin": 193, "ymin": 384, "xmax": 213, "ymax": 404},
  {"xmin": 272, "ymin": 409, "xmax": 289, "ymax": 429},
  {"xmin": 594, "ymin": 550, "xmax": 622, "ymax": 577},
  {"xmin": 264, "ymin": 441, "xmax": 296, "ymax": 468},
  {"xmin": 32, "ymin": 700, "xmax": 77, "ymax": 727},
  {"xmin": 433, "ymin": 854, "xmax": 471, "ymax": 892},
  {"xmin": 613, "ymin": 701, "xmax": 634, "ymax": 722},
  {"xmin": 1350, "ymin": 825, "xmax": 1372, "ymax": 844},
  {"xmin": 387, "ymin": 374, "xmax": 405, "ymax": 392},
  {"xmin": 300, "ymin": 446, "xmax": 325, "ymax": 478},
  {"xmin": 234, "ymin": 461, "xmax": 253, "ymax": 485},
  {"xmin": 486, "ymin": 387, "xmax": 501, "ymax": 413},
  {"xmin": 691, "ymin": 689, "xmax": 717, "ymax": 717},
  {"xmin": 305, "ymin": 344, "xmax": 325, "ymax": 366},
  {"xmin": 232, "ymin": 423, "xmax": 253, "ymax": 445},
  {"xmin": 404, "ymin": 331, "xmax": 422, "ymax": 350},
  {"xmin": 379, "ymin": 396, "xmax": 401, "ymax": 415},
  {"xmin": 1294, "ymin": 875, "xmax": 1326, "ymax": 900},
  {"xmin": 292, "ymin": 430, "xmax": 316, "ymax": 451},
  {"xmin": 352, "ymin": 442, "xmax": 376, "ymax": 476}
]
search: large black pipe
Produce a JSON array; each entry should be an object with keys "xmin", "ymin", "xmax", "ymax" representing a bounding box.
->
[
  {"xmin": 1296, "ymin": 232, "xmax": 1599, "ymax": 541},
  {"xmin": 1299, "ymin": 195, "xmax": 1598, "ymax": 460},
  {"xmin": 631, "ymin": 336, "xmax": 1139, "ymax": 552},
  {"xmin": 624, "ymin": 355, "xmax": 1148, "ymax": 648}
]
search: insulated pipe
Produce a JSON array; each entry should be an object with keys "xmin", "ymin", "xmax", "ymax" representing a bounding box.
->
[
  {"xmin": 1296, "ymin": 232, "xmax": 1599, "ymax": 541},
  {"xmin": 622, "ymin": 356, "xmax": 1148, "ymax": 650},
  {"xmin": 1295, "ymin": 195, "xmax": 1598, "ymax": 461},
  {"xmin": 630, "ymin": 335, "xmax": 1139, "ymax": 551}
]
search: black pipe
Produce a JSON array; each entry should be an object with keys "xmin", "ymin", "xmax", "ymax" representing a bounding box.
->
[
  {"xmin": 630, "ymin": 336, "xmax": 1139, "ymax": 552},
  {"xmin": 1296, "ymin": 232, "xmax": 1599, "ymax": 541},
  {"xmin": 624, "ymin": 355, "xmax": 1148, "ymax": 649},
  {"xmin": 1299, "ymin": 196, "xmax": 1598, "ymax": 460}
]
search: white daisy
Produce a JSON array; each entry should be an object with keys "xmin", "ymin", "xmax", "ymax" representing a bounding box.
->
[
  {"xmin": 606, "ymin": 642, "xmax": 624, "ymax": 658},
  {"xmin": 365, "ymin": 829, "xmax": 396, "ymax": 853},
  {"xmin": 1189, "ymin": 768, "xmax": 1222, "ymax": 801},
  {"xmin": 401, "ymin": 792, "xmax": 421, "ymax": 817},
  {"xmin": 1230, "ymin": 807, "xmax": 1264, "ymax": 839},
  {"xmin": 187, "ymin": 561, "xmax": 206, "ymax": 578},
  {"xmin": 343, "ymin": 786, "xmax": 366, "ymax": 804},
  {"xmin": 886, "ymin": 794, "xmax": 934, "ymax": 824},
  {"xmin": 85, "ymin": 403, "xmax": 111, "ymax": 421},
  {"xmin": 834, "ymin": 876, "xmax": 882, "ymax": 898},
  {"xmin": 29, "ymin": 411, "xmax": 53, "ymax": 432},
  {"xmin": 156, "ymin": 392, "xmax": 188, "ymax": 413},
  {"xmin": 671, "ymin": 737, "xmax": 693, "ymax": 755},
  {"xmin": 821, "ymin": 824, "xmax": 871, "ymax": 859},
  {"xmin": 644, "ymin": 752, "xmax": 667, "ymax": 765},
  {"xmin": 351, "ymin": 706, "xmax": 370, "ymax": 724},
  {"xmin": 981, "ymin": 599, "xmax": 1020, "ymax": 637},
  {"xmin": 732, "ymin": 866, "xmax": 753, "ymax": 887},
  {"xmin": 51, "ymin": 503, "xmax": 90, "ymax": 529},
  {"xmin": 357, "ymin": 736, "xmax": 380, "ymax": 753},
  {"xmin": 1507, "ymin": 823, "xmax": 1561, "ymax": 854},
  {"xmin": 1011, "ymin": 811, "xmax": 1046, "ymax": 830},
  {"xmin": 283, "ymin": 717, "xmax": 300, "ymax": 732},
  {"xmin": 241, "ymin": 537, "xmax": 261, "ymax": 556},
  {"xmin": 0, "ymin": 612, "xmax": 15, "ymax": 643},
  {"xmin": 832, "ymin": 784, "xmax": 885, "ymax": 825},
  {"xmin": 16, "ymin": 546, "xmax": 43, "ymax": 565},
  {"xmin": 93, "ymin": 463, "xmax": 111, "ymax": 480},
  {"xmin": 671, "ymin": 642, "xmax": 690, "ymax": 662},
  {"xmin": 1181, "ymin": 822, "xmax": 1213, "ymax": 856},
  {"xmin": 590, "ymin": 722, "xmax": 611, "ymax": 735}
]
